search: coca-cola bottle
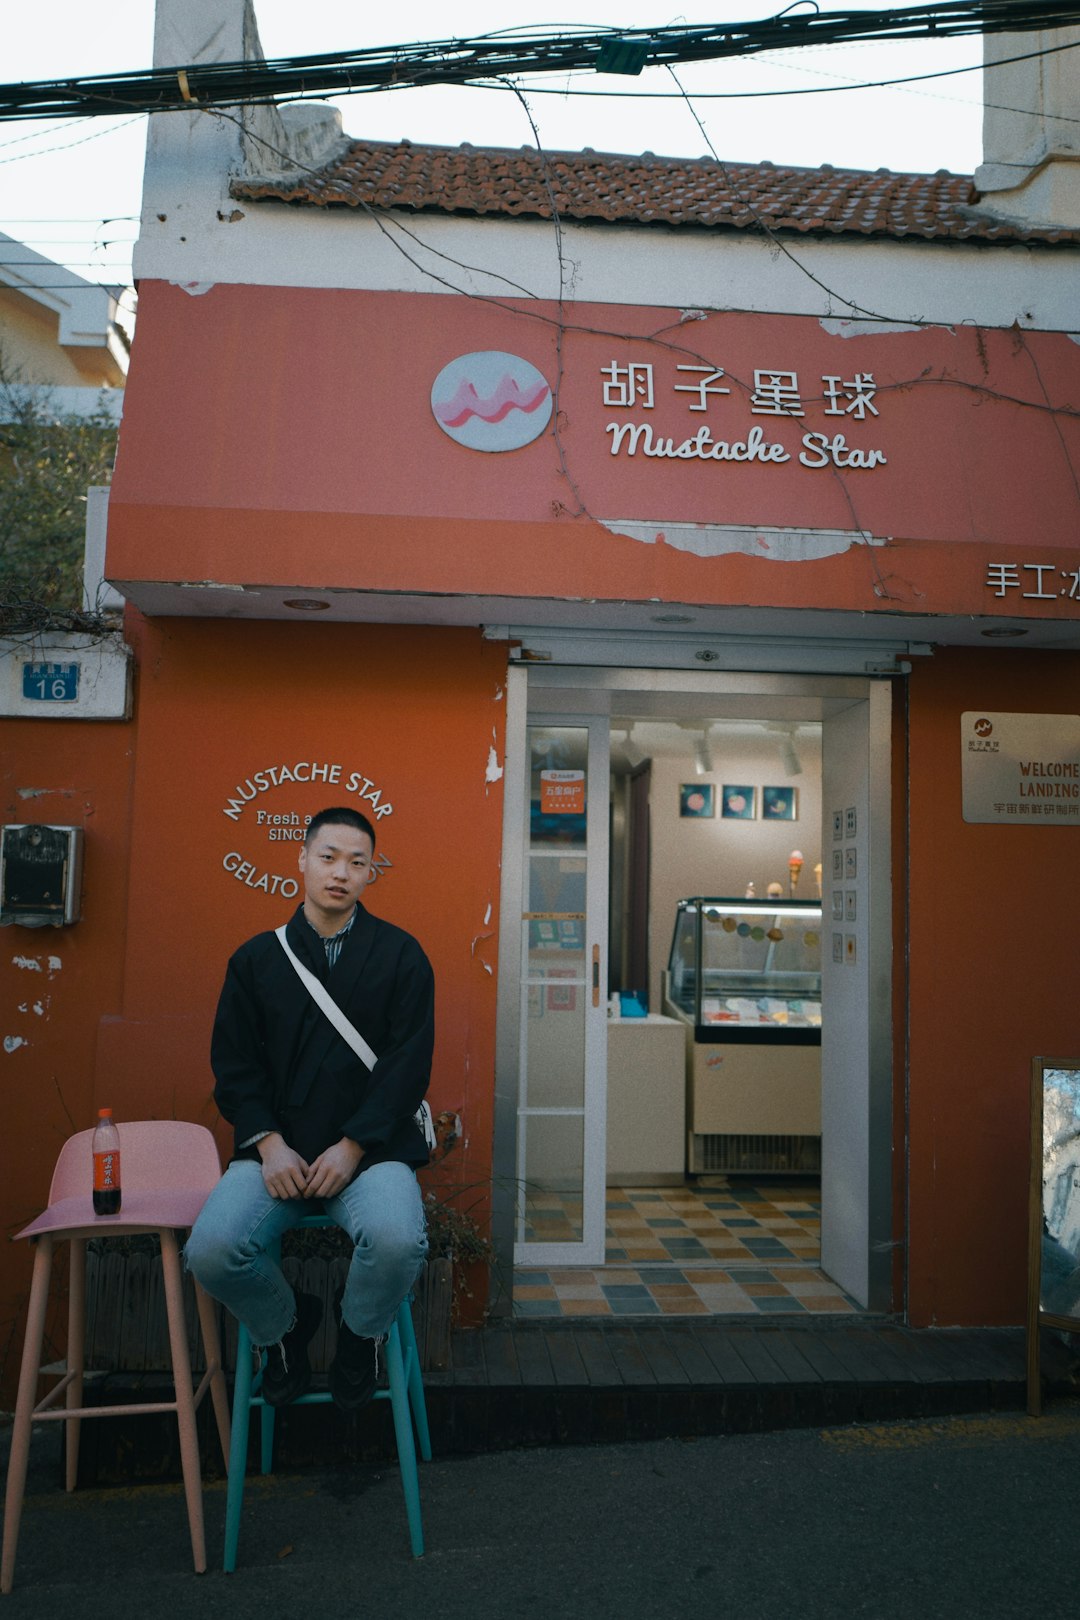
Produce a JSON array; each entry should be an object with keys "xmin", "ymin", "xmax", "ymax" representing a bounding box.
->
[{"xmin": 92, "ymin": 1108, "xmax": 122, "ymax": 1216}]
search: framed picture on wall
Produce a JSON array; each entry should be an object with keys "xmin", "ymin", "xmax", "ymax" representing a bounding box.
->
[
  {"xmin": 763, "ymin": 786, "xmax": 798, "ymax": 821},
  {"xmin": 679, "ymin": 784, "xmax": 715, "ymax": 818},
  {"xmin": 721, "ymin": 785, "xmax": 755, "ymax": 820}
]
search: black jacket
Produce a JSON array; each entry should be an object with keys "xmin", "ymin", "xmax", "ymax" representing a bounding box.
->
[{"xmin": 210, "ymin": 903, "xmax": 434, "ymax": 1171}]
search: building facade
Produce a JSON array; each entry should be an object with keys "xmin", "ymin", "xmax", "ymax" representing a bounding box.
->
[{"xmin": 3, "ymin": 1, "xmax": 1080, "ymax": 1381}]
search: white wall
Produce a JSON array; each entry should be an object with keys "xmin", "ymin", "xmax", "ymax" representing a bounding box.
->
[
  {"xmin": 134, "ymin": 0, "xmax": 1080, "ymax": 335},
  {"xmin": 646, "ymin": 729, "xmax": 822, "ymax": 1013}
]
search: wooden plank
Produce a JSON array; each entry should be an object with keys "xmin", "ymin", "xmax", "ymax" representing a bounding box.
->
[
  {"xmin": 143, "ymin": 1259, "xmax": 170, "ymax": 1372},
  {"xmin": 479, "ymin": 1327, "xmax": 522, "ymax": 1386},
  {"xmin": 780, "ymin": 1328, "xmax": 855, "ymax": 1384},
  {"xmin": 823, "ymin": 1329, "xmax": 900, "ymax": 1383},
  {"xmin": 88, "ymin": 1252, "xmax": 127, "ymax": 1371},
  {"xmin": 569, "ymin": 1326, "xmax": 623, "ymax": 1387},
  {"xmin": 875, "ymin": 1327, "xmax": 954, "ymax": 1384},
  {"xmin": 420, "ymin": 1259, "xmax": 454, "ymax": 1372},
  {"xmin": 512, "ymin": 1325, "xmax": 555, "ymax": 1387},
  {"xmin": 692, "ymin": 1326, "xmax": 759, "ymax": 1384},
  {"xmin": 605, "ymin": 1325, "xmax": 658, "ymax": 1386},
  {"xmin": 722, "ymin": 1329, "xmax": 792, "ymax": 1384},
  {"xmin": 631, "ymin": 1328, "xmax": 691, "ymax": 1386},
  {"xmin": 756, "ymin": 1329, "xmax": 823, "ymax": 1383},
  {"xmin": 542, "ymin": 1329, "xmax": 588, "ymax": 1387},
  {"xmin": 446, "ymin": 1326, "xmax": 487, "ymax": 1385},
  {"xmin": 658, "ymin": 1325, "xmax": 725, "ymax": 1386}
]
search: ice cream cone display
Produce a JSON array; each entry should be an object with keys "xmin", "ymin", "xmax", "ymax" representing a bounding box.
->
[
  {"xmin": 788, "ymin": 849, "xmax": 804, "ymax": 895},
  {"xmin": 813, "ymin": 861, "xmax": 823, "ymax": 898},
  {"xmin": 767, "ymin": 881, "xmax": 784, "ymax": 900}
]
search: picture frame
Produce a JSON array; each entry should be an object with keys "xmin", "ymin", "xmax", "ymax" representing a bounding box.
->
[
  {"xmin": 1027, "ymin": 1056, "xmax": 1080, "ymax": 1414},
  {"xmin": 679, "ymin": 783, "xmax": 715, "ymax": 818},
  {"xmin": 762, "ymin": 785, "xmax": 798, "ymax": 821},
  {"xmin": 720, "ymin": 785, "xmax": 755, "ymax": 820}
]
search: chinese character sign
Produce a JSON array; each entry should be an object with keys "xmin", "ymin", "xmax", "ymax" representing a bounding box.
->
[{"xmin": 599, "ymin": 356, "xmax": 887, "ymax": 471}]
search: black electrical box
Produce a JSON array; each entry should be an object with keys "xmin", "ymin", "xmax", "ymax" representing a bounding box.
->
[{"xmin": 0, "ymin": 825, "xmax": 83, "ymax": 927}]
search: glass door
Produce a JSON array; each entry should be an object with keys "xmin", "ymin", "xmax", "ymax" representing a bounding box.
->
[{"xmin": 513, "ymin": 716, "xmax": 609, "ymax": 1266}]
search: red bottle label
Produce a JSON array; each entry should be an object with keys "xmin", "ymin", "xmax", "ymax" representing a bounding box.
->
[{"xmin": 93, "ymin": 1149, "xmax": 120, "ymax": 1191}]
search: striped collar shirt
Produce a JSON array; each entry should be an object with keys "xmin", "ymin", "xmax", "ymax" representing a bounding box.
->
[{"xmin": 308, "ymin": 907, "xmax": 357, "ymax": 972}]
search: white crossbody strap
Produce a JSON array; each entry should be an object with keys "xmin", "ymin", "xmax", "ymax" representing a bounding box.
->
[
  {"xmin": 275, "ymin": 925, "xmax": 378, "ymax": 1068},
  {"xmin": 275, "ymin": 925, "xmax": 436, "ymax": 1148}
]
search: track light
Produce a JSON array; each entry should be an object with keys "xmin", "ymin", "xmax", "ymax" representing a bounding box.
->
[{"xmin": 694, "ymin": 729, "xmax": 713, "ymax": 776}]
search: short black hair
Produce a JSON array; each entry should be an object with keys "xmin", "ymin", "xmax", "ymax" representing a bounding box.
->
[{"xmin": 305, "ymin": 806, "xmax": 377, "ymax": 851}]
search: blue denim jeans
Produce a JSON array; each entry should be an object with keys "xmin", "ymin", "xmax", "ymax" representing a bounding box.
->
[{"xmin": 185, "ymin": 1159, "xmax": 428, "ymax": 1345}]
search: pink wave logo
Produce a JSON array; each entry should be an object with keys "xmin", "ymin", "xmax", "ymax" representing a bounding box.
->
[
  {"xmin": 434, "ymin": 373, "xmax": 551, "ymax": 428},
  {"xmin": 431, "ymin": 352, "xmax": 554, "ymax": 452}
]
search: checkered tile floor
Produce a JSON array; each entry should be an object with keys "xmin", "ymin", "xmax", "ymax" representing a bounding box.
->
[{"xmin": 514, "ymin": 1180, "xmax": 859, "ymax": 1318}]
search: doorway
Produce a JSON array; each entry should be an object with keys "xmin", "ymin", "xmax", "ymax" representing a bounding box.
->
[{"xmin": 493, "ymin": 666, "xmax": 894, "ymax": 1316}]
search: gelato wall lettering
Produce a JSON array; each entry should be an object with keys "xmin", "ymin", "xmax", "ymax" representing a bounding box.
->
[{"xmin": 219, "ymin": 759, "xmax": 395, "ymax": 900}]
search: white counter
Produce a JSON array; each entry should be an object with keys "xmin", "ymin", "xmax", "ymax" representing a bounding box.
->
[{"xmin": 606, "ymin": 1013, "xmax": 686, "ymax": 1183}]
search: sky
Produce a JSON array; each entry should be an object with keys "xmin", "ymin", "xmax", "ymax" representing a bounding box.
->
[{"xmin": 1, "ymin": 1, "xmax": 989, "ymax": 306}]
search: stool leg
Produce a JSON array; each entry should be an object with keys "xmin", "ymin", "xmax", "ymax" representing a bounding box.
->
[
  {"xmin": 160, "ymin": 1230, "xmax": 207, "ymax": 1575},
  {"xmin": 2, "ymin": 1237, "xmax": 54, "ymax": 1595},
  {"xmin": 397, "ymin": 1301, "xmax": 432, "ymax": 1462},
  {"xmin": 64, "ymin": 1239, "xmax": 86, "ymax": 1493},
  {"xmin": 260, "ymin": 1394, "xmax": 275, "ymax": 1476},
  {"xmin": 192, "ymin": 1279, "xmax": 231, "ymax": 1468},
  {"xmin": 224, "ymin": 1325, "xmax": 255, "ymax": 1574},
  {"xmin": 385, "ymin": 1322, "xmax": 424, "ymax": 1558}
]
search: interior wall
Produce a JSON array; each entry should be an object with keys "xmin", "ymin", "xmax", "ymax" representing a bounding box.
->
[
  {"xmin": 906, "ymin": 646, "xmax": 1080, "ymax": 1327},
  {"xmin": 647, "ymin": 732, "xmax": 823, "ymax": 1013}
]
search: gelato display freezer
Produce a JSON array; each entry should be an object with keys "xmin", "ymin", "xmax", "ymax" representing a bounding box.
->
[{"xmin": 662, "ymin": 897, "xmax": 823, "ymax": 1175}]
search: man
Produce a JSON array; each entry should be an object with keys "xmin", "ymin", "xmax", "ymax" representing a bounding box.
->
[{"xmin": 186, "ymin": 806, "xmax": 432, "ymax": 1410}]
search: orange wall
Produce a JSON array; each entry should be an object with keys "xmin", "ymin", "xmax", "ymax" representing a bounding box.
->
[
  {"xmin": 905, "ymin": 647, "xmax": 1080, "ymax": 1326},
  {"xmin": 0, "ymin": 614, "xmax": 507, "ymax": 1394},
  {"xmin": 0, "ymin": 702, "xmax": 135, "ymax": 1389},
  {"xmin": 108, "ymin": 283, "xmax": 1080, "ymax": 627}
]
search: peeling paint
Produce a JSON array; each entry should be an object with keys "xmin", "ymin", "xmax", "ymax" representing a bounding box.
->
[
  {"xmin": 174, "ymin": 280, "xmax": 216, "ymax": 296},
  {"xmin": 1068, "ymin": 333, "xmax": 1080, "ymax": 347},
  {"xmin": 818, "ymin": 317, "xmax": 950, "ymax": 338},
  {"xmin": 32, "ymin": 1001, "xmax": 46, "ymax": 1017},
  {"xmin": 16, "ymin": 788, "xmax": 49, "ymax": 799},
  {"xmin": 679, "ymin": 308, "xmax": 707, "ymax": 322},
  {"xmin": 484, "ymin": 903, "xmax": 492, "ymax": 926},
  {"xmin": 47, "ymin": 956, "xmax": 62, "ymax": 973},
  {"xmin": 485, "ymin": 741, "xmax": 504, "ymax": 784},
  {"xmin": 3, "ymin": 1037, "xmax": 27, "ymax": 1054},
  {"xmin": 601, "ymin": 517, "xmax": 886, "ymax": 562},
  {"xmin": 12, "ymin": 956, "xmax": 42, "ymax": 972}
]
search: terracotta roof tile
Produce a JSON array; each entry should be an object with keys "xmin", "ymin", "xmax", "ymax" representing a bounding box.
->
[{"xmin": 232, "ymin": 137, "xmax": 1080, "ymax": 246}]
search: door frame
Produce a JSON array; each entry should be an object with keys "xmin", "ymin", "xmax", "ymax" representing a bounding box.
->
[{"xmin": 491, "ymin": 663, "xmax": 895, "ymax": 1312}]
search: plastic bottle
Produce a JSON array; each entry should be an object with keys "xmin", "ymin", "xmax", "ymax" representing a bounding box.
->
[{"xmin": 92, "ymin": 1108, "xmax": 122, "ymax": 1216}]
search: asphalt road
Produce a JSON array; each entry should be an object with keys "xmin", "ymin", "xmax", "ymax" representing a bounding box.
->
[{"xmin": 3, "ymin": 1401, "xmax": 1079, "ymax": 1618}]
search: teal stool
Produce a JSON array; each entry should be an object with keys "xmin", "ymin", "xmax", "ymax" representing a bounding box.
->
[{"xmin": 223, "ymin": 1214, "xmax": 431, "ymax": 1569}]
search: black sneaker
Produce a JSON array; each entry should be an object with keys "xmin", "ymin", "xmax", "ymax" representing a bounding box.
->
[
  {"xmin": 329, "ymin": 1319, "xmax": 378, "ymax": 1411},
  {"xmin": 261, "ymin": 1291, "xmax": 323, "ymax": 1408}
]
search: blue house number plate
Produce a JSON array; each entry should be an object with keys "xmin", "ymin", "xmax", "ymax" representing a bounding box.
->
[{"xmin": 22, "ymin": 662, "xmax": 80, "ymax": 703}]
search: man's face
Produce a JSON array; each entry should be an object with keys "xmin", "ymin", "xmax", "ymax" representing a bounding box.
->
[{"xmin": 298, "ymin": 822, "xmax": 374, "ymax": 922}]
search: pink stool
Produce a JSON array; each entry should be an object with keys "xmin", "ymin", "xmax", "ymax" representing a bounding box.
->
[{"xmin": 1, "ymin": 1121, "xmax": 231, "ymax": 1593}]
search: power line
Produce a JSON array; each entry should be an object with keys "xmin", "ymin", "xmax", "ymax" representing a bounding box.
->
[{"xmin": 1, "ymin": 2, "xmax": 1078, "ymax": 121}]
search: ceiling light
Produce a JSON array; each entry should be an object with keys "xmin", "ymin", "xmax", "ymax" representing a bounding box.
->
[
  {"xmin": 694, "ymin": 728, "xmax": 713, "ymax": 776},
  {"xmin": 651, "ymin": 613, "xmax": 694, "ymax": 624},
  {"xmin": 980, "ymin": 626, "xmax": 1028, "ymax": 638},
  {"xmin": 283, "ymin": 598, "xmax": 330, "ymax": 612}
]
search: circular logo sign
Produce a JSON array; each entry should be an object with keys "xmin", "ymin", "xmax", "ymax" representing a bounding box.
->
[
  {"xmin": 974, "ymin": 717, "xmax": 993, "ymax": 737},
  {"xmin": 431, "ymin": 351, "xmax": 552, "ymax": 452}
]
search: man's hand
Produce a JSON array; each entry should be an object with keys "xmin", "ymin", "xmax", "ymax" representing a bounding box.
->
[
  {"xmin": 304, "ymin": 1137, "xmax": 364, "ymax": 1198},
  {"xmin": 256, "ymin": 1133, "xmax": 310, "ymax": 1199}
]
